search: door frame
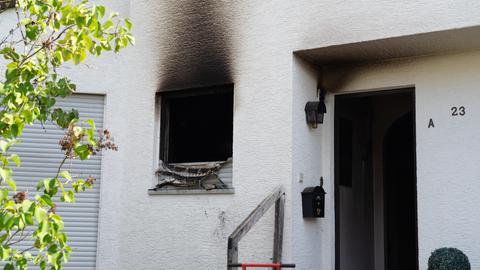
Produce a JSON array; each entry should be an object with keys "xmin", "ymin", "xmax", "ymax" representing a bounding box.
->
[{"xmin": 333, "ymin": 88, "xmax": 418, "ymax": 270}]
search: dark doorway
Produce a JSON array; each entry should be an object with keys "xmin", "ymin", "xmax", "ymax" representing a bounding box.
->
[
  {"xmin": 383, "ymin": 112, "xmax": 417, "ymax": 270},
  {"xmin": 334, "ymin": 89, "xmax": 417, "ymax": 270}
]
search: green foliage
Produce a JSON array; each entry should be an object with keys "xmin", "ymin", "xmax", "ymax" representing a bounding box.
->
[
  {"xmin": 428, "ymin": 247, "xmax": 471, "ymax": 270},
  {"xmin": 0, "ymin": 0, "xmax": 132, "ymax": 269}
]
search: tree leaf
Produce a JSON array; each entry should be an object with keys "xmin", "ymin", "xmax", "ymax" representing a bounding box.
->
[
  {"xmin": 47, "ymin": 244, "xmax": 58, "ymax": 254},
  {"xmin": 0, "ymin": 168, "xmax": 11, "ymax": 182},
  {"xmin": 95, "ymin": 5, "xmax": 106, "ymax": 18},
  {"xmin": 62, "ymin": 190, "xmax": 75, "ymax": 203},
  {"xmin": 125, "ymin": 18, "xmax": 132, "ymax": 31},
  {"xmin": 0, "ymin": 188, "xmax": 8, "ymax": 201},
  {"xmin": 0, "ymin": 247, "xmax": 11, "ymax": 262},
  {"xmin": 84, "ymin": 119, "xmax": 95, "ymax": 129},
  {"xmin": 0, "ymin": 141, "xmax": 8, "ymax": 153},
  {"xmin": 102, "ymin": 20, "xmax": 114, "ymax": 29},
  {"xmin": 59, "ymin": 171, "xmax": 71, "ymax": 181},
  {"xmin": 9, "ymin": 154, "xmax": 20, "ymax": 167},
  {"xmin": 34, "ymin": 207, "xmax": 48, "ymax": 223},
  {"xmin": 39, "ymin": 194, "xmax": 53, "ymax": 207},
  {"xmin": 25, "ymin": 26, "xmax": 40, "ymax": 40},
  {"xmin": 74, "ymin": 144, "xmax": 90, "ymax": 160},
  {"xmin": 5, "ymin": 178, "xmax": 16, "ymax": 192},
  {"xmin": 0, "ymin": 234, "xmax": 8, "ymax": 244}
]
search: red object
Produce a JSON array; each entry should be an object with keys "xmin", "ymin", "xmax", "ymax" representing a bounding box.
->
[{"xmin": 241, "ymin": 263, "xmax": 281, "ymax": 270}]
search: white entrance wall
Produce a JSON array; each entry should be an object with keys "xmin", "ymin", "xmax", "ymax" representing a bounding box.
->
[
  {"xmin": 293, "ymin": 49, "xmax": 480, "ymax": 269},
  {"xmin": 2, "ymin": 1, "xmax": 480, "ymax": 269},
  {"xmin": 319, "ymin": 50, "xmax": 480, "ymax": 269}
]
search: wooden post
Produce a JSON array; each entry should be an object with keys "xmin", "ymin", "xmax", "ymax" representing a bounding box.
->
[
  {"xmin": 227, "ymin": 238, "xmax": 238, "ymax": 270},
  {"xmin": 273, "ymin": 193, "xmax": 285, "ymax": 265}
]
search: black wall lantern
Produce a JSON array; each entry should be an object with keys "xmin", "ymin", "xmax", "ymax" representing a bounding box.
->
[{"xmin": 304, "ymin": 88, "xmax": 327, "ymax": 128}]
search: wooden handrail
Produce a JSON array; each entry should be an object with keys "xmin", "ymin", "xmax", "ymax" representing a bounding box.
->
[{"xmin": 227, "ymin": 185, "xmax": 286, "ymax": 269}]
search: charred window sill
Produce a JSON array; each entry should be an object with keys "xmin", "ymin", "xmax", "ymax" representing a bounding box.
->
[
  {"xmin": 148, "ymin": 188, "xmax": 235, "ymax": 195},
  {"xmin": 0, "ymin": 0, "xmax": 15, "ymax": 11},
  {"xmin": 152, "ymin": 158, "xmax": 234, "ymax": 195}
]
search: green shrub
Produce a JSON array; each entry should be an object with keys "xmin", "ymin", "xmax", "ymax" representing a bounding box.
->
[{"xmin": 428, "ymin": 247, "xmax": 470, "ymax": 270}]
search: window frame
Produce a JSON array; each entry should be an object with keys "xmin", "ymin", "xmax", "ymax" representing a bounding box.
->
[{"xmin": 159, "ymin": 84, "xmax": 234, "ymax": 164}]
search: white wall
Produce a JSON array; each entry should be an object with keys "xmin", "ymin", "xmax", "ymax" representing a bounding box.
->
[
  {"xmin": 292, "ymin": 58, "xmax": 334, "ymax": 270},
  {"xmin": 3, "ymin": 1, "xmax": 480, "ymax": 269},
  {"xmin": 323, "ymin": 50, "xmax": 480, "ymax": 269}
]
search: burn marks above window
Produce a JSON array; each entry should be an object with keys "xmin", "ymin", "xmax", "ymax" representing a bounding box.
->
[{"xmin": 160, "ymin": 85, "xmax": 233, "ymax": 163}]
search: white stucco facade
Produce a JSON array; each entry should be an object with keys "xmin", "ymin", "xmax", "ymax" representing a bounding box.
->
[
  {"xmin": 2, "ymin": 1, "xmax": 480, "ymax": 269},
  {"xmin": 324, "ymin": 51, "xmax": 480, "ymax": 269}
]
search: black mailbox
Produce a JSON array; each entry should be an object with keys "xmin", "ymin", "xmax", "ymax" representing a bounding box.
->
[{"xmin": 301, "ymin": 181, "xmax": 326, "ymax": 218}]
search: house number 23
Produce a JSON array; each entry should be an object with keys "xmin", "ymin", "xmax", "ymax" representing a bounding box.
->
[{"xmin": 451, "ymin": 106, "xmax": 466, "ymax": 116}]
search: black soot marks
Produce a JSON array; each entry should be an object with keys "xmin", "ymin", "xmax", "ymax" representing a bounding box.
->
[
  {"xmin": 0, "ymin": 0, "xmax": 15, "ymax": 11},
  {"xmin": 159, "ymin": 1, "xmax": 234, "ymax": 91}
]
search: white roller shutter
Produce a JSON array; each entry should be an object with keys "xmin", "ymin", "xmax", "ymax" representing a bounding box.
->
[{"xmin": 9, "ymin": 94, "xmax": 105, "ymax": 269}]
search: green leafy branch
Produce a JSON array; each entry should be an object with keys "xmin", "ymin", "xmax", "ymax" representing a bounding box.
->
[{"xmin": 0, "ymin": 0, "xmax": 132, "ymax": 269}]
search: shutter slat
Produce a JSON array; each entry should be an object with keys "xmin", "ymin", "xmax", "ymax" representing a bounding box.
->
[{"xmin": 4, "ymin": 94, "xmax": 104, "ymax": 270}]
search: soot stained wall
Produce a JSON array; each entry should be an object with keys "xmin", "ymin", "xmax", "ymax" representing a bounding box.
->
[{"xmin": 157, "ymin": 1, "xmax": 234, "ymax": 91}]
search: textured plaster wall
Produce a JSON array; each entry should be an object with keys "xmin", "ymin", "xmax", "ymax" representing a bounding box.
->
[
  {"xmin": 324, "ymin": 50, "xmax": 480, "ymax": 269},
  {"xmin": 292, "ymin": 58, "xmax": 335, "ymax": 270},
  {"xmin": 2, "ymin": 0, "xmax": 480, "ymax": 269}
]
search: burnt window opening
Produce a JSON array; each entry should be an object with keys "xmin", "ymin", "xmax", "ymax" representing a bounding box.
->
[{"xmin": 160, "ymin": 85, "xmax": 233, "ymax": 163}]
